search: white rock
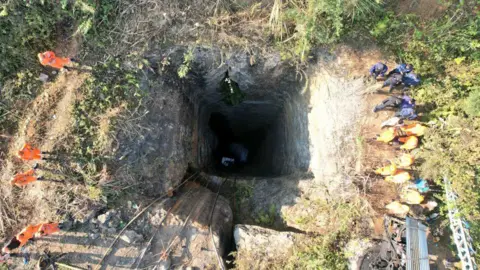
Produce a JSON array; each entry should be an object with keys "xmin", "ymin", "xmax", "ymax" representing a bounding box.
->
[
  {"xmin": 120, "ymin": 230, "xmax": 142, "ymax": 244},
  {"xmin": 97, "ymin": 214, "xmax": 108, "ymax": 224},
  {"xmin": 234, "ymin": 224, "xmax": 298, "ymax": 258},
  {"xmin": 157, "ymin": 258, "xmax": 171, "ymax": 270}
]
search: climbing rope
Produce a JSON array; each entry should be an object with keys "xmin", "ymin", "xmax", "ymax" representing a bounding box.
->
[
  {"xmin": 208, "ymin": 177, "xmax": 228, "ymax": 270},
  {"xmin": 444, "ymin": 176, "xmax": 477, "ymax": 270}
]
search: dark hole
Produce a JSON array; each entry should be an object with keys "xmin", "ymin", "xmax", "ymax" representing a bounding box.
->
[{"xmin": 208, "ymin": 112, "xmax": 268, "ymax": 175}]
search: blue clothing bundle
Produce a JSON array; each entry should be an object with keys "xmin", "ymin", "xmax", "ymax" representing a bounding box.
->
[
  {"xmin": 392, "ymin": 63, "xmax": 413, "ymax": 74},
  {"xmin": 400, "ymin": 95, "xmax": 415, "ymax": 109},
  {"xmin": 396, "ymin": 108, "xmax": 417, "ymax": 120},
  {"xmin": 414, "ymin": 178, "xmax": 430, "ymax": 193},
  {"xmin": 402, "ymin": 73, "xmax": 421, "ymax": 87}
]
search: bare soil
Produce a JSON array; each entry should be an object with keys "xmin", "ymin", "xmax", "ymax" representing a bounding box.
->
[{"xmin": 396, "ymin": 0, "xmax": 448, "ymax": 20}]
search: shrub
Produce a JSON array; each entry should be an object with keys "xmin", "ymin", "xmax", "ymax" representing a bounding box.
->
[
  {"xmin": 465, "ymin": 90, "xmax": 480, "ymax": 117},
  {"xmin": 285, "ymin": 233, "xmax": 349, "ymax": 270}
]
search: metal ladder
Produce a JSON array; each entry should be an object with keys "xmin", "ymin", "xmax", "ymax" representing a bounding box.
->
[{"xmin": 444, "ymin": 176, "xmax": 477, "ymax": 270}]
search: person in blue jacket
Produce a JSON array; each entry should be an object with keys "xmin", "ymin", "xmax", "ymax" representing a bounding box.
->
[
  {"xmin": 388, "ymin": 63, "xmax": 413, "ymax": 76},
  {"xmin": 369, "ymin": 62, "xmax": 388, "ymax": 79}
]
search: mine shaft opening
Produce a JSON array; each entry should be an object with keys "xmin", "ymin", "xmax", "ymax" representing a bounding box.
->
[
  {"xmin": 166, "ymin": 48, "xmax": 310, "ymax": 177},
  {"xmin": 191, "ymin": 72, "xmax": 309, "ymax": 177}
]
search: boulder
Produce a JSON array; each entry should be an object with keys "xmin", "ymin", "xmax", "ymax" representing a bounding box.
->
[{"xmin": 234, "ymin": 224, "xmax": 298, "ymax": 258}]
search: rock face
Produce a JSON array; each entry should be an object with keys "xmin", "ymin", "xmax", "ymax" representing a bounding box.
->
[
  {"xmin": 137, "ymin": 183, "xmax": 233, "ymax": 269},
  {"xmin": 234, "ymin": 224, "xmax": 299, "ymax": 258}
]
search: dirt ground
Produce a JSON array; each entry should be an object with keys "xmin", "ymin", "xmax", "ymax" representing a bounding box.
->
[{"xmin": 396, "ymin": 0, "xmax": 448, "ymax": 19}]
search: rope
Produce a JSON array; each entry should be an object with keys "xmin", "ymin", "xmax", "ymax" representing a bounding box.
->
[
  {"xmin": 95, "ymin": 172, "xmax": 200, "ymax": 270},
  {"xmin": 208, "ymin": 177, "xmax": 228, "ymax": 270}
]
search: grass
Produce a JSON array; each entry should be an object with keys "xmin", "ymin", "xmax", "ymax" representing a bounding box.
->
[
  {"xmin": 255, "ymin": 204, "xmax": 277, "ymax": 226},
  {"xmin": 69, "ymin": 58, "xmax": 144, "ymax": 204},
  {"xmin": 236, "ymin": 197, "xmax": 366, "ymax": 270},
  {"xmin": 177, "ymin": 47, "xmax": 195, "ymax": 78}
]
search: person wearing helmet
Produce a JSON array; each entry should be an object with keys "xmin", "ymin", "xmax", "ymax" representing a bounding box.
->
[
  {"xmin": 396, "ymin": 153, "xmax": 415, "ymax": 167},
  {"xmin": 375, "ymin": 162, "xmax": 397, "ymax": 176},
  {"xmin": 386, "ymin": 201, "xmax": 410, "ymax": 215},
  {"xmin": 369, "ymin": 62, "xmax": 388, "ymax": 79},
  {"xmin": 385, "ymin": 170, "xmax": 411, "ymax": 183},
  {"xmin": 17, "ymin": 143, "xmax": 55, "ymax": 161},
  {"xmin": 2, "ymin": 224, "xmax": 42, "ymax": 254},
  {"xmin": 394, "ymin": 107, "xmax": 418, "ymax": 120},
  {"xmin": 10, "ymin": 169, "xmax": 40, "ymax": 187},
  {"xmin": 2, "ymin": 223, "xmax": 62, "ymax": 254},
  {"xmin": 37, "ymin": 51, "xmax": 75, "ymax": 70},
  {"xmin": 401, "ymin": 123, "xmax": 427, "ymax": 136}
]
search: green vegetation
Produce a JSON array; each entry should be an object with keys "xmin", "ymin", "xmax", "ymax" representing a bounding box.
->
[
  {"xmin": 0, "ymin": 1, "xmax": 101, "ymax": 134},
  {"xmin": 270, "ymin": 0, "xmax": 382, "ymax": 62},
  {"xmin": 177, "ymin": 48, "xmax": 195, "ymax": 78},
  {"xmin": 0, "ymin": 1, "xmax": 66, "ymax": 133},
  {"xmin": 71, "ymin": 59, "xmax": 143, "ymax": 202},
  {"xmin": 255, "ymin": 204, "xmax": 277, "ymax": 226},
  {"xmin": 220, "ymin": 75, "xmax": 246, "ymax": 105},
  {"xmin": 283, "ymin": 201, "xmax": 363, "ymax": 269},
  {"xmin": 285, "ymin": 233, "xmax": 349, "ymax": 270}
]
